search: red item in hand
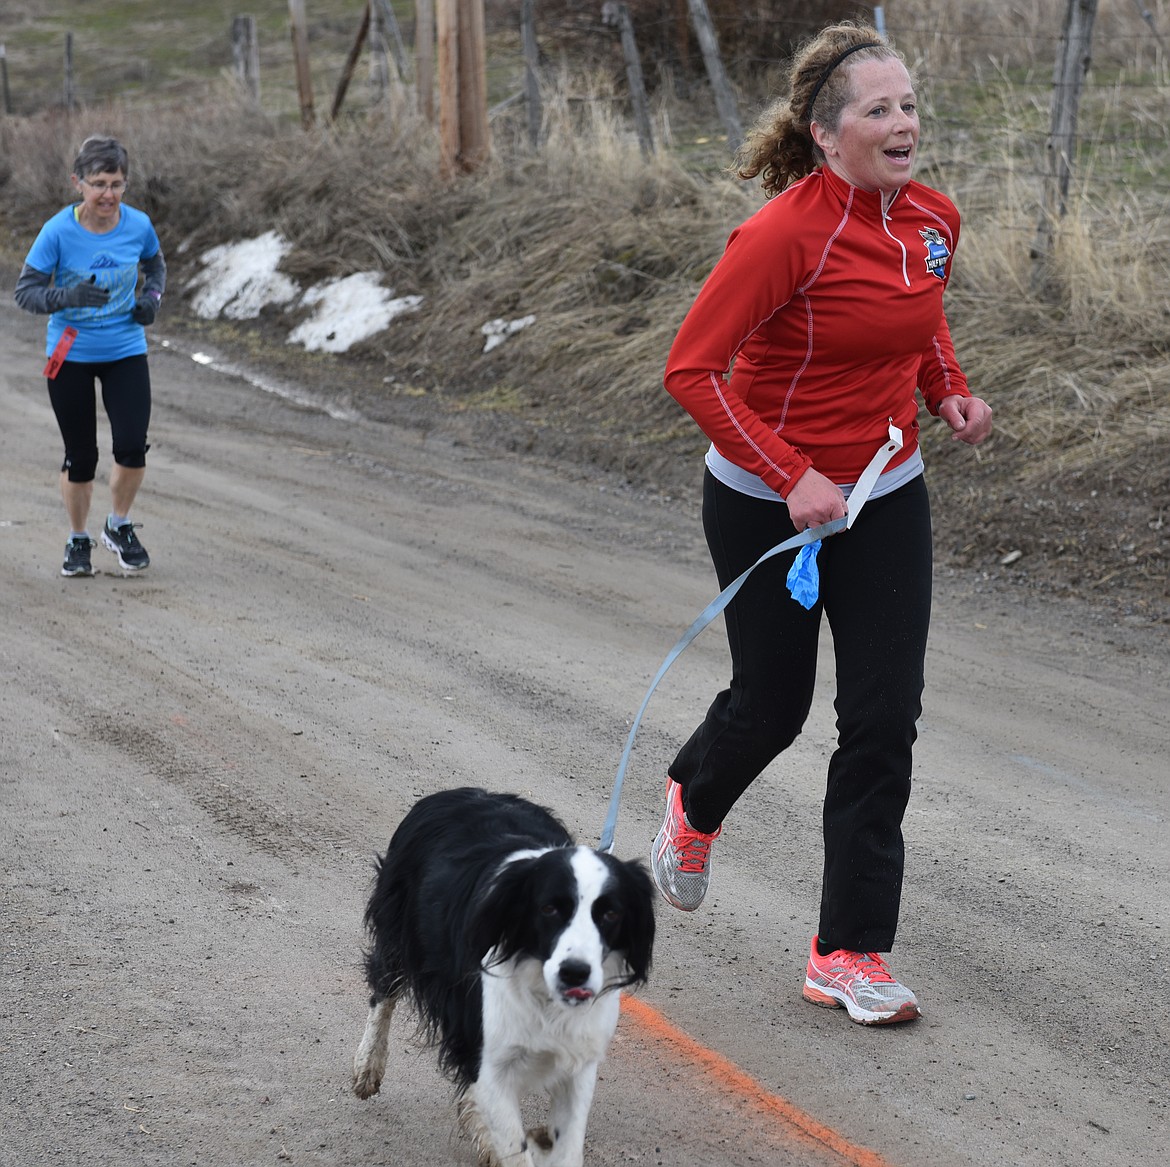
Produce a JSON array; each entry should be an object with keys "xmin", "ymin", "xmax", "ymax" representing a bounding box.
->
[{"xmin": 43, "ymin": 326, "xmax": 78, "ymax": 379}]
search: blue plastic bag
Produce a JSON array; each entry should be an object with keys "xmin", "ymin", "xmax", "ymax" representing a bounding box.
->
[{"xmin": 786, "ymin": 540, "xmax": 821, "ymax": 609}]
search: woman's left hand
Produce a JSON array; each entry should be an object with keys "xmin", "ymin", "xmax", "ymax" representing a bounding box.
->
[{"xmin": 938, "ymin": 395, "xmax": 993, "ymax": 445}]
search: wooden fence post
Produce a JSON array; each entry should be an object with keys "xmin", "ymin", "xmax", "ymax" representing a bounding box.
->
[
  {"xmin": 673, "ymin": 0, "xmax": 690, "ymax": 76},
  {"xmin": 0, "ymin": 44, "xmax": 11, "ymax": 116},
  {"xmin": 416, "ymin": 0, "xmax": 435, "ymax": 121},
  {"xmin": 368, "ymin": 0, "xmax": 391, "ymax": 103},
  {"xmin": 520, "ymin": 0, "xmax": 542, "ymax": 147},
  {"xmin": 458, "ymin": 0, "xmax": 489, "ymax": 166},
  {"xmin": 602, "ymin": 2, "xmax": 655, "ymax": 157},
  {"xmin": 437, "ymin": 0, "xmax": 458, "ymax": 171},
  {"xmin": 1128, "ymin": 0, "xmax": 1169, "ymax": 52},
  {"xmin": 685, "ymin": 0, "xmax": 741, "ymax": 148},
  {"xmin": 372, "ymin": 0, "xmax": 410, "ymax": 82},
  {"xmin": 437, "ymin": 0, "xmax": 489, "ymax": 176},
  {"xmin": 64, "ymin": 31, "xmax": 76, "ymax": 111},
  {"xmin": 231, "ymin": 14, "xmax": 261, "ymax": 104},
  {"xmin": 288, "ymin": 0, "xmax": 316, "ymax": 128},
  {"xmin": 1031, "ymin": 0, "xmax": 1098, "ymax": 278}
]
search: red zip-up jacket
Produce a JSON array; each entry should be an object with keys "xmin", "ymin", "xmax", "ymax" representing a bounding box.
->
[{"xmin": 664, "ymin": 165, "xmax": 971, "ymax": 498}]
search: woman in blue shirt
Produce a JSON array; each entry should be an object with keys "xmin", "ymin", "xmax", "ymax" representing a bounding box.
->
[{"xmin": 14, "ymin": 135, "xmax": 166, "ymax": 576}]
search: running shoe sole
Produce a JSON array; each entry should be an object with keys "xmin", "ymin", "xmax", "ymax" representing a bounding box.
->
[{"xmin": 802, "ymin": 981, "xmax": 922, "ymax": 1025}]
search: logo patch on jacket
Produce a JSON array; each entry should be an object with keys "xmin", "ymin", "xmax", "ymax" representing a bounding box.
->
[{"xmin": 919, "ymin": 228, "xmax": 950, "ymax": 280}]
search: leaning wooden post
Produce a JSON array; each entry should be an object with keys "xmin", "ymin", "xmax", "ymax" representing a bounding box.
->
[
  {"xmin": 1030, "ymin": 0, "xmax": 1098, "ymax": 284},
  {"xmin": 330, "ymin": 0, "xmax": 372, "ymax": 121},
  {"xmin": 231, "ymin": 14, "xmax": 261, "ymax": 104},
  {"xmin": 288, "ymin": 0, "xmax": 316, "ymax": 128},
  {"xmin": 685, "ymin": 0, "xmax": 741, "ymax": 149},
  {"xmin": 603, "ymin": 2, "xmax": 655, "ymax": 157}
]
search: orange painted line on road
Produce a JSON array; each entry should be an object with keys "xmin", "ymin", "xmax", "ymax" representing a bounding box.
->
[{"xmin": 621, "ymin": 994, "xmax": 898, "ymax": 1167}]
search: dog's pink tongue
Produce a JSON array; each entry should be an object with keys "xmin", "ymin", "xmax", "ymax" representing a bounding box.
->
[{"xmin": 564, "ymin": 988, "xmax": 593, "ymax": 1001}]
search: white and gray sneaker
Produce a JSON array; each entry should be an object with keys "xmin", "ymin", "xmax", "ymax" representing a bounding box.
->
[
  {"xmin": 649, "ymin": 778, "xmax": 720, "ymax": 911},
  {"xmin": 802, "ymin": 938, "xmax": 922, "ymax": 1025}
]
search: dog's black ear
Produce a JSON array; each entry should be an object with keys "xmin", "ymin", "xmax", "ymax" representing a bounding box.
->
[
  {"xmin": 614, "ymin": 858, "xmax": 656, "ymax": 986},
  {"xmin": 468, "ymin": 858, "xmax": 536, "ymax": 967}
]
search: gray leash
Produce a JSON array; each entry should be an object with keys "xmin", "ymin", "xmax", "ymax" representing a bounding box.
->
[{"xmin": 598, "ymin": 423, "xmax": 903, "ymax": 853}]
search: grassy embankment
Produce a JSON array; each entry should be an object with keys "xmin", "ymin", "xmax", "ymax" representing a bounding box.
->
[{"xmin": 1, "ymin": 0, "xmax": 1167, "ymax": 617}]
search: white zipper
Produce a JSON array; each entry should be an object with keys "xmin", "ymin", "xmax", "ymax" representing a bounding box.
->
[{"xmin": 882, "ymin": 208, "xmax": 911, "ymax": 288}]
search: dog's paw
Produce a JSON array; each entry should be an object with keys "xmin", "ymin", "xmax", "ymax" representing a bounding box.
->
[
  {"xmin": 525, "ymin": 1125, "xmax": 553, "ymax": 1151},
  {"xmin": 458, "ymin": 1097, "xmax": 540, "ymax": 1167},
  {"xmin": 351, "ymin": 1063, "xmax": 383, "ymax": 1100}
]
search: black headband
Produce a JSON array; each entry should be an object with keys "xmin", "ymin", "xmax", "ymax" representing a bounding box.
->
[{"xmin": 804, "ymin": 41, "xmax": 884, "ymax": 123}]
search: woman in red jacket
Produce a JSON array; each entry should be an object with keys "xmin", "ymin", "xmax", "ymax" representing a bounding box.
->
[{"xmin": 650, "ymin": 22, "xmax": 992, "ymax": 1025}]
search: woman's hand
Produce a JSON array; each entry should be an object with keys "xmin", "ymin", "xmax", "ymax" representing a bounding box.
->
[
  {"xmin": 784, "ymin": 468, "xmax": 848, "ymax": 532},
  {"xmin": 62, "ymin": 280, "xmax": 110, "ymax": 309},
  {"xmin": 939, "ymin": 395, "xmax": 993, "ymax": 445}
]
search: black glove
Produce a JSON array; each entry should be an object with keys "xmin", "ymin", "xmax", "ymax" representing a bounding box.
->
[
  {"xmin": 63, "ymin": 279, "xmax": 110, "ymax": 308},
  {"xmin": 132, "ymin": 293, "xmax": 160, "ymax": 326}
]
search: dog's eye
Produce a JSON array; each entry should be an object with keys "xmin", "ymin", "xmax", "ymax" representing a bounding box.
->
[
  {"xmin": 540, "ymin": 902, "xmax": 562, "ymax": 917},
  {"xmin": 600, "ymin": 908, "xmax": 622, "ymax": 925}
]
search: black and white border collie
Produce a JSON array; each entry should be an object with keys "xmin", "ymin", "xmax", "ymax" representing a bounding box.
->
[{"xmin": 352, "ymin": 787, "xmax": 655, "ymax": 1167}]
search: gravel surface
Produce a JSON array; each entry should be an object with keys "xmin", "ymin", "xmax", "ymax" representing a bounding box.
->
[{"xmin": 2, "ymin": 300, "xmax": 1168, "ymax": 1167}]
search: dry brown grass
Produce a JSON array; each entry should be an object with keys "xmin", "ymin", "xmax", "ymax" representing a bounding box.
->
[{"xmin": 1, "ymin": 0, "xmax": 1167, "ymax": 615}]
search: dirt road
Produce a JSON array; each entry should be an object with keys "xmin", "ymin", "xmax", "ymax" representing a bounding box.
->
[{"xmin": 2, "ymin": 298, "xmax": 1167, "ymax": 1167}]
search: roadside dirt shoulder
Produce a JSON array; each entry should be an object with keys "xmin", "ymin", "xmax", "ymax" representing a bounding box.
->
[{"xmin": 2, "ymin": 301, "xmax": 1167, "ymax": 1167}]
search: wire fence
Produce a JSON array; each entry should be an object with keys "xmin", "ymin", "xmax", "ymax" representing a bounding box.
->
[{"xmin": 4, "ymin": 0, "xmax": 1170, "ymax": 192}]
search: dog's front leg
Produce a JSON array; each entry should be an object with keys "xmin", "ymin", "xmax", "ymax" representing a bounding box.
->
[
  {"xmin": 462, "ymin": 1066, "xmax": 536, "ymax": 1167},
  {"xmin": 352, "ymin": 994, "xmax": 397, "ymax": 1099},
  {"xmin": 538, "ymin": 1062, "xmax": 599, "ymax": 1167}
]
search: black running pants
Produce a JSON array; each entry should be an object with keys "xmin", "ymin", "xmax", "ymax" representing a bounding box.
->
[
  {"xmin": 669, "ymin": 470, "xmax": 933, "ymax": 952},
  {"xmin": 48, "ymin": 354, "xmax": 152, "ymax": 482}
]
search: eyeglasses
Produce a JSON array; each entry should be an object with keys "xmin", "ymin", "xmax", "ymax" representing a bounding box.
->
[{"xmin": 81, "ymin": 178, "xmax": 128, "ymax": 194}]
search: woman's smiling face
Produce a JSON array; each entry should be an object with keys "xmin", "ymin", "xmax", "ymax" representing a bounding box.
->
[
  {"xmin": 72, "ymin": 169, "xmax": 126, "ymax": 231},
  {"xmin": 812, "ymin": 57, "xmax": 919, "ymax": 196}
]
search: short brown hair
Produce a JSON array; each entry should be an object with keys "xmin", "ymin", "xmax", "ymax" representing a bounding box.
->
[{"xmin": 72, "ymin": 136, "xmax": 129, "ymax": 179}]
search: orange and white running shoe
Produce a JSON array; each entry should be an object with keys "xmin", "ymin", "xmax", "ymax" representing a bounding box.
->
[
  {"xmin": 649, "ymin": 778, "xmax": 721, "ymax": 911},
  {"xmin": 802, "ymin": 937, "xmax": 922, "ymax": 1025}
]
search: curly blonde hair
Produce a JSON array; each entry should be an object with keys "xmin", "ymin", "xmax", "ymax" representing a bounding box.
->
[{"xmin": 734, "ymin": 22, "xmax": 906, "ymax": 198}]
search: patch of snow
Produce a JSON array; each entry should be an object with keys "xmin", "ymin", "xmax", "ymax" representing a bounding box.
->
[
  {"xmin": 481, "ymin": 314, "xmax": 537, "ymax": 353},
  {"xmin": 286, "ymin": 273, "xmax": 423, "ymax": 353},
  {"xmin": 188, "ymin": 230, "xmax": 300, "ymax": 320}
]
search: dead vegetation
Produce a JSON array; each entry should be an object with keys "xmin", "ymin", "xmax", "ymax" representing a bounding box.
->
[{"xmin": 0, "ymin": 1, "xmax": 1167, "ymax": 621}]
